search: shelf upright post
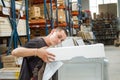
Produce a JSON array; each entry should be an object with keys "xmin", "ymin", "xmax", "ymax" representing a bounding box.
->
[
  {"xmin": 25, "ymin": 0, "xmax": 30, "ymax": 41},
  {"xmin": 67, "ymin": 0, "xmax": 72, "ymax": 36},
  {"xmin": 78, "ymin": 0, "xmax": 82, "ymax": 30},
  {"xmin": 1, "ymin": 0, "xmax": 20, "ymax": 55},
  {"xmin": 11, "ymin": 0, "xmax": 18, "ymax": 49},
  {"xmin": 1, "ymin": 0, "xmax": 13, "ymax": 54},
  {"xmin": 50, "ymin": 0, "xmax": 54, "ymax": 29},
  {"xmin": 1, "ymin": 0, "xmax": 13, "ymax": 29},
  {"xmin": 70, "ymin": 0, "xmax": 74, "ymax": 36},
  {"xmin": 44, "ymin": 0, "xmax": 49, "ymax": 35},
  {"xmin": 64, "ymin": 0, "xmax": 69, "ymax": 32},
  {"xmin": 1, "ymin": 0, "xmax": 29, "ymax": 55},
  {"xmin": 55, "ymin": 0, "xmax": 58, "ymax": 27}
]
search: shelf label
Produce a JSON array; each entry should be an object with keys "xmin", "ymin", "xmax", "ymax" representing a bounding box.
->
[{"xmin": 2, "ymin": 7, "xmax": 10, "ymax": 15}]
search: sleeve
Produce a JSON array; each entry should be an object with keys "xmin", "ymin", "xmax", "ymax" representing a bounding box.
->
[{"xmin": 24, "ymin": 38, "xmax": 39, "ymax": 48}]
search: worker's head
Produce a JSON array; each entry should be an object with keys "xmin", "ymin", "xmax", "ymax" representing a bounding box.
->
[
  {"xmin": 83, "ymin": 18, "xmax": 90, "ymax": 24},
  {"xmin": 48, "ymin": 27, "xmax": 68, "ymax": 46}
]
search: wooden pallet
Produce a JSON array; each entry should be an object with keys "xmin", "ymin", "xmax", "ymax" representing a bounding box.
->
[{"xmin": 29, "ymin": 16, "xmax": 43, "ymax": 20}]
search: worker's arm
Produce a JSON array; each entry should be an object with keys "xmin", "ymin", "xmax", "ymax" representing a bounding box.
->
[
  {"xmin": 11, "ymin": 47, "xmax": 55, "ymax": 62},
  {"xmin": 12, "ymin": 47, "xmax": 36, "ymax": 57}
]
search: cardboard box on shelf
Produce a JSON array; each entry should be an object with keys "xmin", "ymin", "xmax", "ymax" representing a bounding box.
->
[
  {"xmin": 72, "ymin": 2, "xmax": 78, "ymax": 11},
  {"xmin": 3, "ymin": 62, "xmax": 16, "ymax": 68},
  {"xmin": 39, "ymin": 3, "xmax": 50, "ymax": 19},
  {"xmin": 57, "ymin": 0, "xmax": 64, "ymax": 4},
  {"xmin": 58, "ymin": 9, "xmax": 66, "ymax": 22},
  {"xmin": 72, "ymin": 16, "xmax": 78, "ymax": 21},
  {"xmin": 29, "ymin": 6, "xmax": 41, "ymax": 19},
  {"xmin": 1, "ymin": 55, "xmax": 17, "ymax": 63},
  {"xmin": 0, "ymin": 17, "xmax": 26, "ymax": 36},
  {"xmin": 73, "ymin": 20, "xmax": 78, "ymax": 25}
]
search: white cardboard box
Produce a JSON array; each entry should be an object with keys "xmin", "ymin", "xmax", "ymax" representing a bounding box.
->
[{"xmin": 47, "ymin": 44, "xmax": 105, "ymax": 61}]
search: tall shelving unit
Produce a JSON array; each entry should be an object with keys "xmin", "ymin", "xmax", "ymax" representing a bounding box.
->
[
  {"xmin": 29, "ymin": 0, "xmax": 69, "ymax": 37},
  {"xmin": 0, "ymin": 0, "xmax": 30, "ymax": 54},
  {"xmin": 29, "ymin": 0, "xmax": 53, "ymax": 36},
  {"xmin": 0, "ymin": 0, "xmax": 30, "ymax": 69},
  {"xmin": 66, "ymin": 0, "xmax": 82, "ymax": 36},
  {"xmin": 29, "ymin": 0, "xmax": 82, "ymax": 37},
  {"xmin": 0, "ymin": 0, "xmax": 30, "ymax": 79},
  {"xmin": 92, "ymin": 18, "xmax": 118, "ymax": 45}
]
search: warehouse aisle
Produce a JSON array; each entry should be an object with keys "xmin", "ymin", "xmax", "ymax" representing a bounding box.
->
[{"xmin": 105, "ymin": 46, "xmax": 120, "ymax": 80}]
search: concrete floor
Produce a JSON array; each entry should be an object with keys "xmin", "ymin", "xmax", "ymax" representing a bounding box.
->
[{"xmin": 105, "ymin": 46, "xmax": 120, "ymax": 80}]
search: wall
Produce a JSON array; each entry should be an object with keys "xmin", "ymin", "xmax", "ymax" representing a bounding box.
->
[
  {"xmin": 81, "ymin": 0, "xmax": 89, "ymax": 10},
  {"xmin": 117, "ymin": 0, "xmax": 120, "ymax": 31}
]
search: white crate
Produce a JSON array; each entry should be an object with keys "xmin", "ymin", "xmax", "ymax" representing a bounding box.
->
[{"xmin": 58, "ymin": 57, "xmax": 109, "ymax": 80}]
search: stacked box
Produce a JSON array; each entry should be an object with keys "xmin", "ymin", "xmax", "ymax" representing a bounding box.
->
[
  {"xmin": 1, "ymin": 55, "xmax": 17, "ymax": 68},
  {"xmin": 57, "ymin": 0, "xmax": 64, "ymax": 4},
  {"xmin": 53, "ymin": 9, "xmax": 66, "ymax": 22},
  {"xmin": 0, "ymin": 17, "xmax": 12, "ymax": 36},
  {"xmin": 0, "ymin": 44, "xmax": 7, "ymax": 54},
  {"xmin": 3, "ymin": 62, "xmax": 16, "ymax": 68},
  {"xmin": 73, "ymin": 16, "xmax": 78, "ymax": 25},
  {"xmin": 29, "ymin": 6, "xmax": 41, "ymax": 19},
  {"xmin": 0, "ymin": 6, "xmax": 2, "ymax": 12},
  {"xmin": 58, "ymin": 9, "xmax": 66, "ymax": 22},
  {"xmin": 0, "ymin": 17, "xmax": 26, "ymax": 37},
  {"xmin": 38, "ymin": 3, "xmax": 50, "ymax": 18},
  {"xmin": 72, "ymin": 2, "xmax": 78, "ymax": 11},
  {"xmin": 17, "ymin": 19, "xmax": 27, "ymax": 36},
  {"xmin": 73, "ymin": 21, "xmax": 78, "ymax": 25}
]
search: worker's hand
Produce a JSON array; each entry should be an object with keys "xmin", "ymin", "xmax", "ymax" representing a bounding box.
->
[{"xmin": 37, "ymin": 47, "xmax": 55, "ymax": 63}]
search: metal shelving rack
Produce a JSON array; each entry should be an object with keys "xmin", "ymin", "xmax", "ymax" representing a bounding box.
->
[
  {"xmin": 29, "ymin": 0, "xmax": 54, "ymax": 36},
  {"xmin": 0, "ymin": 0, "xmax": 30, "ymax": 79},
  {"xmin": 67, "ymin": 0, "xmax": 82, "ymax": 36},
  {"xmin": 29, "ymin": 0, "xmax": 82, "ymax": 36},
  {"xmin": 0, "ymin": 0, "xmax": 30, "ymax": 68},
  {"xmin": 1, "ymin": 0, "xmax": 30, "ymax": 55},
  {"xmin": 0, "ymin": 67, "xmax": 20, "ymax": 80},
  {"xmin": 92, "ymin": 18, "xmax": 118, "ymax": 45},
  {"xmin": 29, "ymin": 0, "xmax": 69, "ymax": 36}
]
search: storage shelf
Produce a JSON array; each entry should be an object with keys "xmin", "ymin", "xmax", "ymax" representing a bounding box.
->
[
  {"xmin": 55, "ymin": 22, "xmax": 67, "ymax": 27},
  {"xmin": 92, "ymin": 19, "xmax": 117, "ymax": 45},
  {"xmin": 53, "ymin": 4, "xmax": 65, "ymax": 9},
  {"xmin": 0, "ymin": 68, "xmax": 20, "ymax": 79},
  {"xmin": 32, "ymin": 0, "xmax": 55, "ymax": 4},
  {"xmin": 29, "ymin": 19, "xmax": 50, "ymax": 25},
  {"xmin": 73, "ymin": 25, "xmax": 79, "ymax": 28},
  {"xmin": 71, "ymin": 11, "xmax": 79, "ymax": 16},
  {"xmin": 0, "ymin": 9, "xmax": 26, "ymax": 19}
]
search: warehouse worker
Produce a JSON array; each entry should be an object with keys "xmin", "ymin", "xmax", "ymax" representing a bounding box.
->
[
  {"xmin": 12, "ymin": 27, "xmax": 68, "ymax": 80},
  {"xmin": 81, "ymin": 18, "xmax": 92, "ymax": 32},
  {"xmin": 79, "ymin": 18, "xmax": 95, "ymax": 40}
]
